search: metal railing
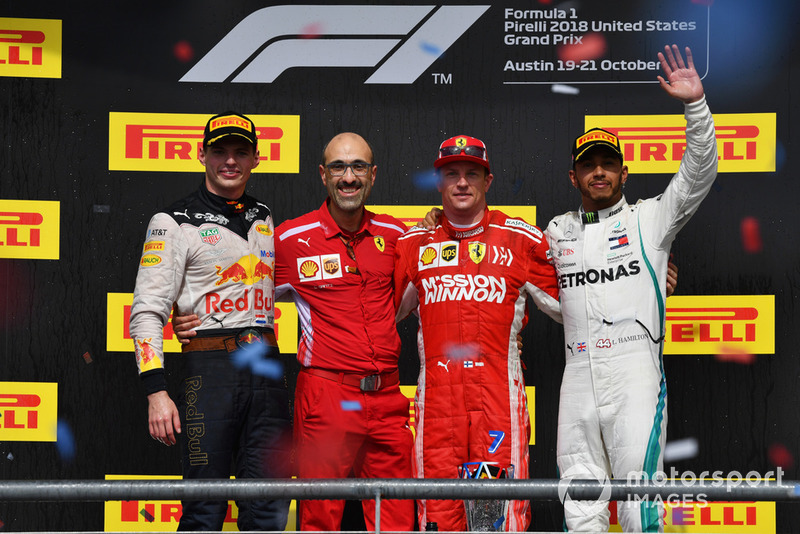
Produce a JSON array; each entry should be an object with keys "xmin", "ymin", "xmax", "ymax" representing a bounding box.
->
[{"xmin": 2, "ymin": 478, "xmax": 797, "ymax": 533}]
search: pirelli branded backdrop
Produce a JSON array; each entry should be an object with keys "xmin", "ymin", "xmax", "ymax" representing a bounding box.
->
[{"xmin": 2, "ymin": 0, "xmax": 799, "ymax": 531}]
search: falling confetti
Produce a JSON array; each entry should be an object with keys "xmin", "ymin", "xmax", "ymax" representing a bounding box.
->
[
  {"xmin": 82, "ymin": 351, "xmax": 93, "ymax": 364},
  {"xmin": 300, "ymin": 22, "xmax": 324, "ymax": 39},
  {"xmin": 412, "ymin": 169, "xmax": 439, "ymax": 191},
  {"xmin": 714, "ymin": 347, "xmax": 756, "ymax": 365},
  {"xmin": 232, "ymin": 342, "xmax": 284, "ymax": 379},
  {"xmin": 172, "ymin": 40, "xmax": 194, "ymax": 63},
  {"xmin": 420, "ymin": 41, "xmax": 442, "ymax": 56},
  {"xmin": 340, "ymin": 400, "xmax": 363, "ymax": 411},
  {"xmin": 664, "ymin": 437, "xmax": 699, "ymax": 462},
  {"xmin": 140, "ymin": 508, "xmax": 155, "ymax": 522},
  {"xmin": 552, "ymin": 84, "xmax": 580, "ymax": 95},
  {"xmin": 740, "ymin": 216, "xmax": 763, "ymax": 253},
  {"xmin": 768, "ymin": 442, "xmax": 795, "ymax": 470},
  {"xmin": 56, "ymin": 420, "xmax": 76, "ymax": 462},
  {"xmin": 558, "ymin": 32, "xmax": 607, "ymax": 63}
]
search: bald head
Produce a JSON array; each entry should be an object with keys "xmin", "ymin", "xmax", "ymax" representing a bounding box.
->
[{"xmin": 321, "ymin": 132, "xmax": 374, "ymax": 166}]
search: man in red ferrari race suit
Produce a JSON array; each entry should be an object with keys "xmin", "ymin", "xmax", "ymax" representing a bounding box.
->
[
  {"xmin": 394, "ymin": 135, "xmax": 562, "ymax": 531},
  {"xmin": 274, "ymin": 132, "xmax": 414, "ymax": 531},
  {"xmin": 129, "ymin": 112, "xmax": 290, "ymax": 531},
  {"xmin": 547, "ymin": 46, "xmax": 717, "ymax": 532}
]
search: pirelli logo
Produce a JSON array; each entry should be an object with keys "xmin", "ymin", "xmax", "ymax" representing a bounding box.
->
[
  {"xmin": 368, "ymin": 205, "xmax": 537, "ymax": 227},
  {"xmin": 108, "ymin": 112, "xmax": 300, "ymax": 173},
  {"xmin": 664, "ymin": 295, "xmax": 774, "ymax": 355},
  {"xmin": 0, "ymin": 382, "xmax": 58, "ymax": 442},
  {"xmin": 584, "ymin": 113, "xmax": 776, "ymax": 174},
  {"xmin": 607, "ymin": 500, "xmax": 775, "ymax": 533},
  {"xmin": 103, "ymin": 474, "xmax": 299, "ymax": 531},
  {"xmin": 0, "ymin": 199, "xmax": 60, "ymax": 259},
  {"xmin": 0, "ymin": 18, "xmax": 62, "ymax": 78},
  {"xmin": 105, "ymin": 292, "xmax": 298, "ymax": 355}
]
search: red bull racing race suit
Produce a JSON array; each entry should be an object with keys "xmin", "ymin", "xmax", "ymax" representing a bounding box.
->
[
  {"xmin": 394, "ymin": 208, "xmax": 562, "ymax": 532},
  {"xmin": 546, "ymin": 97, "xmax": 717, "ymax": 532},
  {"xmin": 130, "ymin": 183, "xmax": 289, "ymax": 531}
]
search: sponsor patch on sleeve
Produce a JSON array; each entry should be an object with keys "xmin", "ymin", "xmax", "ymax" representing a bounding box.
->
[{"xmin": 505, "ymin": 218, "xmax": 542, "ymax": 238}]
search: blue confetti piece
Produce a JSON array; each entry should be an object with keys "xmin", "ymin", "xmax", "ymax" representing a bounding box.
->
[
  {"xmin": 493, "ymin": 515, "xmax": 505, "ymax": 530},
  {"xmin": 412, "ymin": 169, "xmax": 439, "ymax": 191},
  {"xmin": 420, "ymin": 41, "xmax": 441, "ymax": 56},
  {"xmin": 231, "ymin": 342, "xmax": 270, "ymax": 369},
  {"xmin": 56, "ymin": 420, "xmax": 76, "ymax": 462},
  {"xmin": 251, "ymin": 358, "xmax": 284, "ymax": 380},
  {"xmin": 794, "ymin": 484, "xmax": 800, "ymax": 496},
  {"xmin": 340, "ymin": 400, "xmax": 363, "ymax": 411}
]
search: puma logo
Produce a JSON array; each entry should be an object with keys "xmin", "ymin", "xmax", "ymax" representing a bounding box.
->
[
  {"xmin": 437, "ymin": 360, "xmax": 451, "ymax": 372},
  {"xmin": 174, "ymin": 209, "xmax": 190, "ymax": 219},
  {"xmin": 298, "ymin": 237, "xmax": 311, "ymax": 247}
]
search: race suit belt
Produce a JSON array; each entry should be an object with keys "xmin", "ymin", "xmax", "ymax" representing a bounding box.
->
[
  {"xmin": 182, "ymin": 328, "xmax": 277, "ymax": 353},
  {"xmin": 302, "ymin": 367, "xmax": 399, "ymax": 392}
]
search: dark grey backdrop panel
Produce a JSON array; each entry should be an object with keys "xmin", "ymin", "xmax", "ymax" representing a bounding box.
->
[{"xmin": 2, "ymin": 0, "xmax": 799, "ymax": 531}]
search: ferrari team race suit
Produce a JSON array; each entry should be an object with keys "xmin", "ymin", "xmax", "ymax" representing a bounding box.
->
[
  {"xmin": 130, "ymin": 184, "xmax": 290, "ymax": 531},
  {"xmin": 546, "ymin": 96, "xmax": 717, "ymax": 532},
  {"xmin": 394, "ymin": 208, "xmax": 561, "ymax": 531},
  {"xmin": 274, "ymin": 200, "xmax": 414, "ymax": 532}
]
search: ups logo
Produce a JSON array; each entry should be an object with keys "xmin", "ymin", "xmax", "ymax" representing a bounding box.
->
[
  {"xmin": 441, "ymin": 244, "xmax": 457, "ymax": 262},
  {"xmin": 323, "ymin": 258, "xmax": 340, "ymax": 275}
]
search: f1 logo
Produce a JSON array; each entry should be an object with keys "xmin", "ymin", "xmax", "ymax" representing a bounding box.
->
[{"xmin": 181, "ymin": 5, "xmax": 490, "ymax": 84}]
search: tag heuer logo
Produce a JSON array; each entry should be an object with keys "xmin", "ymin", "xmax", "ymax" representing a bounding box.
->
[{"xmin": 200, "ymin": 228, "xmax": 221, "ymax": 245}]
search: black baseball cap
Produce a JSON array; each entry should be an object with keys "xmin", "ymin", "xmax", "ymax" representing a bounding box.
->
[
  {"xmin": 203, "ymin": 112, "xmax": 258, "ymax": 149},
  {"xmin": 572, "ymin": 127, "xmax": 623, "ymax": 163}
]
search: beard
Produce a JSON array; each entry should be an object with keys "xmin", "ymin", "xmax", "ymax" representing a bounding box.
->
[{"xmin": 327, "ymin": 179, "xmax": 372, "ymax": 213}]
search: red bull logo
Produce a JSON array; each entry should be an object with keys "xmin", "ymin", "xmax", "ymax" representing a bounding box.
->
[
  {"xmin": 214, "ymin": 254, "xmax": 273, "ymax": 286},
  {"xmin": 135, "ymin": 339, "xmax": 156, "ymax": 366},
  {"xmin": 205, "ymin": 288, "xmax": 273, "ymax": 314}
]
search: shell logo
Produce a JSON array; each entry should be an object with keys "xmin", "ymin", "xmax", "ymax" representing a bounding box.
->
[
  {"xmin": 420, "ymin": 247, "xmax": 437, "ymax": 266},
  {"xmin": 300, "ymin": 260, "xmax": 320, "ymax": 278}
]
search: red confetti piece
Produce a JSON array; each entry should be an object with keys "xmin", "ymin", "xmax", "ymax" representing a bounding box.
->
[
  {"xmin": 301, "ymin": 22, "xmax": 324, "ymax": 39},
  {"xmin": 82, "ymin": 352, "xmax": 93, "ymax": 364},
  {"xmin": 768, "ymin": 442, "xmax": 795, "ymax": 470},
  {"xmin": 558, "ymin": 32, "xmax": 607, "ymax": 63},
  {"xmin": 172, "ymin": 40, "xmax": 194, "ymax": 63},
  {"xmin": 713, "ymin": 346, "xmax": 756, "ymax": 365},
  {"xmin": 740, "ymin": 216, "xmax": 763, "ymax": 253}
]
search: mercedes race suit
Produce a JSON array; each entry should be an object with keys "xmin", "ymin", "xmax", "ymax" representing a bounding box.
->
[
  {"xmin": 546, "ymin": 97, "xmax": 717, "ymax": 532},
  {"xmin": 395, "ymin": 208, "xmax": 561, "ymax": 532}
]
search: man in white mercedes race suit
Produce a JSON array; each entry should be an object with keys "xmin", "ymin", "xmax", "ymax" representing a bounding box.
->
[{"xmin": 546, "ymin": 45, "xmax": 717, "ymax": 532}]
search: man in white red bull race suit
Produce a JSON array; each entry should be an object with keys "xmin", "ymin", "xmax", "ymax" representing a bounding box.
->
[
  {"xmin": 394, "ymin": 134, "xmax": 562, "ymax": 531},
  {"xmin": 546, "ymin": 46, "xmax": 717, "ymax": 532},
  {"xmin": 129, "ymin": 112, "xmax": 289, "ymax": 531}
]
